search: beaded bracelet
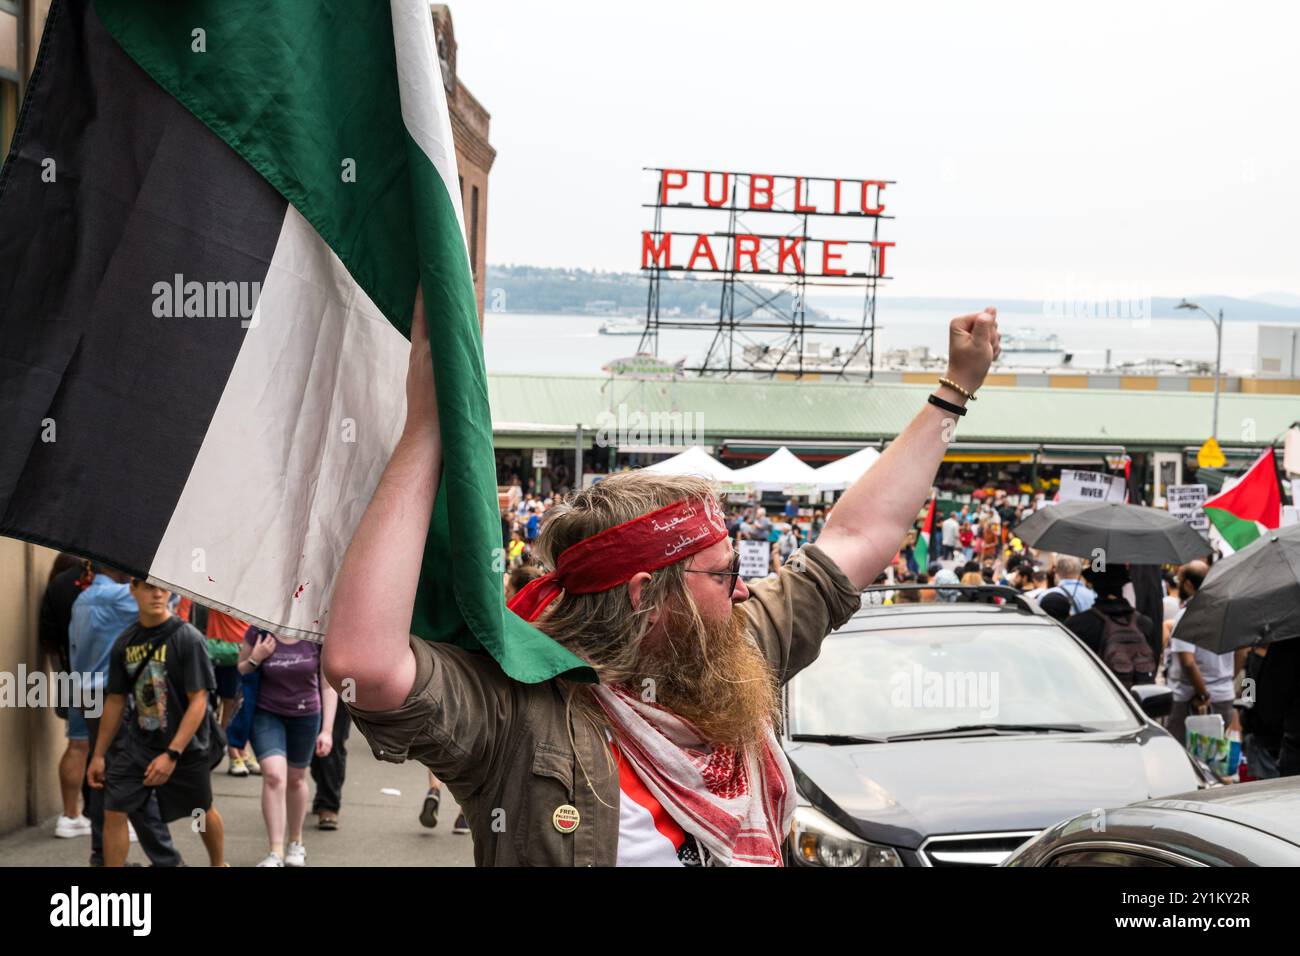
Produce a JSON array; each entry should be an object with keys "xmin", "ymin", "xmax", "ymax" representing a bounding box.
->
[{"xmin": 938, "ymin": 377, "xmax": 976, "ymax": 401}]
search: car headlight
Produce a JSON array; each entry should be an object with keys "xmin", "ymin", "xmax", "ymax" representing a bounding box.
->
[{"xmin": 792, "ymin": 805, "xmax": 902, "ymax": 867}]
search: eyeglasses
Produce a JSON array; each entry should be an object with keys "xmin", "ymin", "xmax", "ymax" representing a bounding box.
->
[{"xmin": 683, "ymin": 549, "xmax": 742, "ymax": 592}]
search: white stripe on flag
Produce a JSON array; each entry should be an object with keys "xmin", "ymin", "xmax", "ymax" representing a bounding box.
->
[{"xmin": 148, "ymin": 205, "xmax": 410, "ymax": 640}]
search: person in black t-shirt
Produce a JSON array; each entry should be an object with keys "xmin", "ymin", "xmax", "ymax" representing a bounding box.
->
[{"xmin": 87, "ymin": 578, "xmax": 226, "ymax": 867}]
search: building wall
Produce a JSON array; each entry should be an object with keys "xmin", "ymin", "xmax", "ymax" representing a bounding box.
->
[
  {"xmin": 432, "ymin": 4, "xmax": 496, "ymax": 324},
  {"xmin": 0, "ymin": 0, "xmax": 65, "ymax": 840},
  {"xmin": 0, "ymin": 539, "xmax": 66, "ymax": 835}
]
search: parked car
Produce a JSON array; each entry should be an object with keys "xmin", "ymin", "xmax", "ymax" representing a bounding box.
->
[
  {"xmin": 783, "ymin": 586, "xmax": 1215, "ymax": 867},
  {"xmin": 1004, "ymin": 777, "xmax": 1300, "ymax": 866}
]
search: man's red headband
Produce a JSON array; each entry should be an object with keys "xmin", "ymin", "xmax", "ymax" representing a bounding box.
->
[{"xmin": 507, "ymin": 496, "xmax": 730, "ymax": 623}]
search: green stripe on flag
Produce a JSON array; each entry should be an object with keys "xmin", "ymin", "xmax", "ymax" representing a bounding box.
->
[
  {"xmin": 1204, "ymin": 506, "xmax": 1262, "ymax": 552},
  {"xmin": 913, "ymin": 535, "xmax": 928, "ymax": 574},
  {"xmin": 96, "ymin": 0, "xmax": 593, "ymax": 683}
]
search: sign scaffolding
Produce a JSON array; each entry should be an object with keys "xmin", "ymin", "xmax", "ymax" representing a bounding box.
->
[{"xmin": 638, "ymin": 167, "xmax": 895, "ymax": 379}]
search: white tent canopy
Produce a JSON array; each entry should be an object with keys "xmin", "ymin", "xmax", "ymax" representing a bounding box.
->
[
  {"xmin": 728, "ymin": 446, "xmax": 820, "ymax": 492},
  {"xmin": 643, "ymin": 445, "xmax": 737, "ymax": 481},
  {"xmin": 814, "ymin": 446, "xmax": 882, "ymax": 491}
]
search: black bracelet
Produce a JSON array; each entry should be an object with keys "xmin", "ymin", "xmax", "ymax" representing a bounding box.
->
[{"xmin": 928, "ymin": 393, "xmax": 967, "ymax": 416}]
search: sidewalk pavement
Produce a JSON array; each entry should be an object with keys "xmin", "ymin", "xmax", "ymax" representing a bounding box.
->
[{"xmin": 0, "ymin": 744, "xmax": 474, "ymax": 867}]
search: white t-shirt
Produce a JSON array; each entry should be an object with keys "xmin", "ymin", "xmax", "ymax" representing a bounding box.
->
[
  {"xmin": 608, "ymin": 736, "xmax": 693, "ymax": 866},
  {"xmin": 1162, "ymin": 595, "xmax": 1181, "ymax": 628},
  {"xmin": 1166, "ymin": 607, "xmax": 1235, "ymax": 702}
]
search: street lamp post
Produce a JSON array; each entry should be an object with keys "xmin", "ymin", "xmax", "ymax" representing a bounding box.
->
[{"xmin": 1175, "ymin": 299, "xmax": 1224, "ymax": 441}]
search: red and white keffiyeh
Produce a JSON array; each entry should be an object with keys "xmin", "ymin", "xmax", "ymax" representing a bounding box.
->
[{"xmin": 592, "ymin": 682, "xmax": 795, "ymax": 867}]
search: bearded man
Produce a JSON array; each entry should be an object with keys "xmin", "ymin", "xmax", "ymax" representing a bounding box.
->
[{"xmin": 323, "ymin": 300, "xmax": 1001, "ymax": 866}]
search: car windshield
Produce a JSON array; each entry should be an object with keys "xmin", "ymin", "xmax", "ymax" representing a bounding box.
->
[{"xmin": 789, "ymin": 622, "xmax": 1141, "ymax": 738}]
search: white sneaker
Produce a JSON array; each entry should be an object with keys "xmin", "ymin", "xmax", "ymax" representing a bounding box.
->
[
  {"xmin": 256, "ymin": 852, "xmax": 285, "ymax": 867},
  {"xmin": 54, "ymin": 815, "xmax": 91, "ymax": 838},
  {"xmin": 128, "ymin": 822, "xmax": 138, "ymax": 843},
  {"xmin": 284, "ymin": 841, "xmax": 306, "ymax": 867}
]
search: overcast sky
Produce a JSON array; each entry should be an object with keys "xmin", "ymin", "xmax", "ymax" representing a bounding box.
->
[{"xmin": 451, "ymin": 0, "xmax": 1298, "ymax": 301}]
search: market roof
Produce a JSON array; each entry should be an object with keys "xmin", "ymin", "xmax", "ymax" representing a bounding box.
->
[{"xmin": 488, "ymin": 373, "xmax": 1299, "ymax": 451}]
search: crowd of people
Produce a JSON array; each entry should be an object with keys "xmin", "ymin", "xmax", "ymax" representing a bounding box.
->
[
  {"xmin": 501, "ymin": 477, "xmax": 1294, "ymax": 783},
  {"xmin": 34, "ymin": 471, "xmax": 1294, "ymax": 866},
  {"xmin": 38, "ymin": 554, "xmax": 471, "ymax": 867}
]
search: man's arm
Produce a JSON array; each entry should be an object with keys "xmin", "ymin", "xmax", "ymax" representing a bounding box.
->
[
  {"xmin": 323, "ymin": 290, "xmax": 438, "ymax": 712},
  {"xmin": 143, "ymin": 690, "xmax": 209, "ymax": 787},
  {"xmin": 1177, "ymin": 651, "xmax": 1210, "ymax": 702},
  {"xmin": 817, "ymin": 308, "xmax": 1001, "ymax": 589}
]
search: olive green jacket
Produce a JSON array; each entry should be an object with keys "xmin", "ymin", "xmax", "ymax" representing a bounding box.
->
[{"xmin": 345, "ymin": 543, "xmax": 861, "ymax": 866}]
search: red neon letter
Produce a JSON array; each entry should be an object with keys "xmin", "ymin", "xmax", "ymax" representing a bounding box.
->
[
  {"xmin": 748, "ymin": 174, "xmax": 774, "ymax": 210},
  {"xmin": 734, "ymin": 235, "xmax": 761, "ymax": 272},
  {"xmin": 794, "ymin": 177, "xmax": 817, "ymax": 213},
  {"xmin": 703, "ymin": 172, "xmax": 731, "ymax": 208},
  {"xmin": 687, "ymin": 234, "xmax": 720, "ymax": 271},
  {"xmin": 642, "ymin": 231, "xmax": 672, "ymax": 268},
  {"xmin": 821, "ymin": 240, "xmax": 847, "ymax": 277},
  {"xmin": 660, "ymin": 169, "xmax": 688, "ymax": 205},
  {"xmin": 870, "ymin": 240, "xmax": 895, "ymax": 276},
  {"xmin": 860, "ymin": 180, "xmax": 887, "ymax": 215},
  {"xmin": 777, "ymin": 237, "xmax": 804, "ymax": 274}
]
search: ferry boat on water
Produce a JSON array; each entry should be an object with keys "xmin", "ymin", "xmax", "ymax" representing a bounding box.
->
[
  {"xmin": 1001, "ymin": 328, "xmax": 1064, "ymax": 353},
  {"xmin": 599, "ymin": 318, "xmax": 644, "ymax": 335}
]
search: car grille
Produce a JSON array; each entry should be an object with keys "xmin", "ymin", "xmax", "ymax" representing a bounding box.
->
[{"xmin": 919, "ymin": 831, "xmax": 1040, "ymax": 867}]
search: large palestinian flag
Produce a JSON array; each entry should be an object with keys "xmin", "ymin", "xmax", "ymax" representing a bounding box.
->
[
  {"xmin": 1203, "ymin": 448, "xmax": 1282, "ymax": 553},
  {"xmin": 0, "ymin": 0, "xmax": 590, "ymax": 683}
]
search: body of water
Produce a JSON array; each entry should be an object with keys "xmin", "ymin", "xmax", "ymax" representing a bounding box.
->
[{"xmin": 481, "ymin": 308, "xmax": 1294, "ymax": 377}]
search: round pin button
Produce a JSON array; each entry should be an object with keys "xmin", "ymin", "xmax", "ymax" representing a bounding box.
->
[{"xmin": 552, "ymin": 804, "xmax": 580, "ymax": 833}]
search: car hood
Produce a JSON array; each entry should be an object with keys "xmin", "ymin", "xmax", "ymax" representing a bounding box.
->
[{"xmin": 786, "ymin": 726, "xmax": 1203, "ymax": 850}]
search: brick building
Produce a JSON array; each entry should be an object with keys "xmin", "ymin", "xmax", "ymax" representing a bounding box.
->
[{"xmin": 432, "ymin": 4, "xmax": 496, "ymax": 322}]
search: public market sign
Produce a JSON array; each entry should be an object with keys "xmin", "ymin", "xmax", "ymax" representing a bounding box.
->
[{"xmin": 641, "ymin": 169, "xmax": 895, "ymax": 278}]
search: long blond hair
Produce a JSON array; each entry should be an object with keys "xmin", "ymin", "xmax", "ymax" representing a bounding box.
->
[{"xmin": 533, "ymin": 471, "xmax": 720, "ymax": 800}]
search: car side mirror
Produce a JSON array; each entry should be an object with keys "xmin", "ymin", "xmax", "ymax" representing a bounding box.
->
[{"xmin": 1130, "ymin": 683, "xmax": 1172, "ymax": 719}]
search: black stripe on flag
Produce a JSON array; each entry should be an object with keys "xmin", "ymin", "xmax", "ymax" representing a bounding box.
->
[{"xmin": 0, "ymin": 0, "xmax": 287, "ymax": 573}]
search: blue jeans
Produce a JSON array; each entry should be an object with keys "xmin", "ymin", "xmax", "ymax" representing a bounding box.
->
[
  {"xmin": 251, "ymin": 709, "xmax": 321, "ymax": 769},
  {"xmin": 226, "ymin": 671, "xmax": 259, "ymax": 750}
]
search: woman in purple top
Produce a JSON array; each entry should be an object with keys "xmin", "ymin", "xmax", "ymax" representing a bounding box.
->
[{"xmin": 237, "ymin": 626, "xmax": 337, "ymax": 868}]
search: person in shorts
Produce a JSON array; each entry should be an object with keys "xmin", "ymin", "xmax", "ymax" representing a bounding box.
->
[
  {"xmin": 87, "ymin": 578, "xmax": 226, "ymax": 867},
  {"xmin": 239, "ymin": 626, "xmax": 336, "ymax": 867}
]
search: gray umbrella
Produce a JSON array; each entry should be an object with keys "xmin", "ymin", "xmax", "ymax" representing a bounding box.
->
[
  {"xmin": 1167, "ymin": 524, "xmax": 1300, "ymax": 653},
  {"xmin": 1013, "ymin": 501, "xmax": 1211, "ymax": 564}
]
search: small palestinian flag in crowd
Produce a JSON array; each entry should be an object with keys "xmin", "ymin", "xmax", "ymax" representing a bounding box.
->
[
  {"xmin": 0, "ymin": 0, "xmax": 588, "ymax": 683},
  {"xmin": 1203, "ymin": 448, "xmax": 1282, "ymax": 553},
  {"xmin": 914, "ymin": 491, "xmax": 936, "ymax": 570}
]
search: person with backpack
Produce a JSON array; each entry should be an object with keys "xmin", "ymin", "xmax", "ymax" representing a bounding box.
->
[
  {"xmin": 1164, "ymin": 561, "xmax": 1239, "ymax": 746},
  {"xmin": 1063, "ymin": 564, "xmax": 1157, "ymax": 688},
  {"xmin": 1043, "ymin": 555, "xmax": 1096, "ymax": 615}
]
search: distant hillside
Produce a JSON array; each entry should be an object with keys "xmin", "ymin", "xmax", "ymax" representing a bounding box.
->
[
  {"xmin": 486, "ymin": 264, "xmax": 829, "ymax": 320},
  {"xmin": 487, "ymin": 265, "xmax": 1300, "ymax": 324}
]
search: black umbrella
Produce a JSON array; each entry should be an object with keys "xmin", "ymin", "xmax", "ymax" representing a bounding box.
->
[
  {"xmin": 1167, "ymin": 524, "xmax": 1300, "ymax": 653},
  {"xmin": 1013, "ymin": 501, "xmax": 1210, "ymax": 564}
]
